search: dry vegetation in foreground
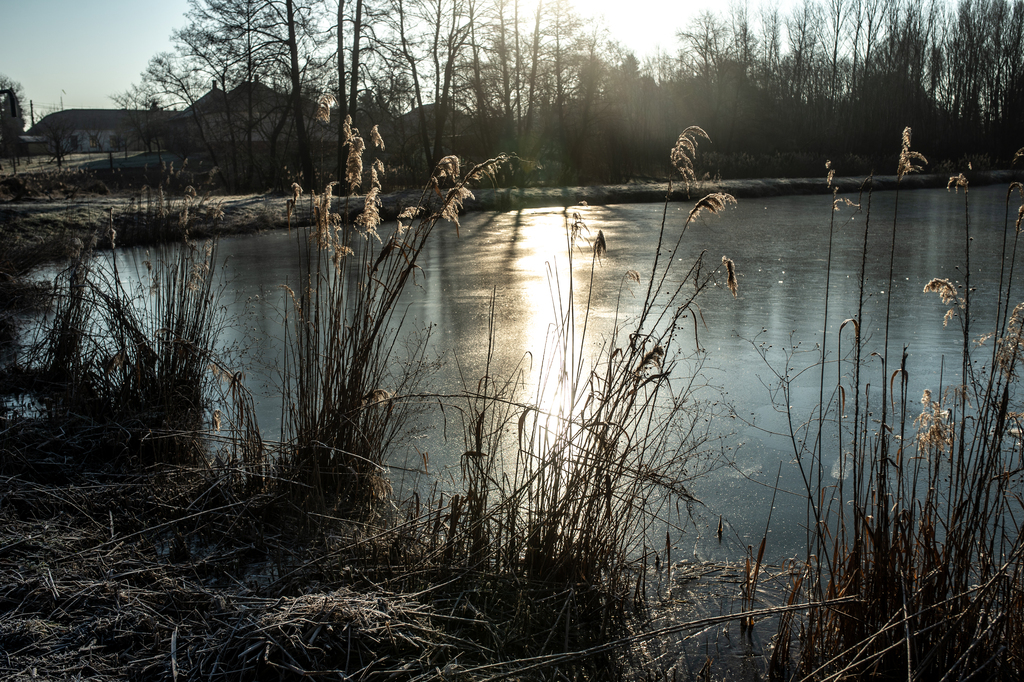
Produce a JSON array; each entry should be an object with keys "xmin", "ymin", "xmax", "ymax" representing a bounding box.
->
[
  {"xmin": 2, "ymin": 132, "xmax": 1024, "ymax": 681},
  {"xmin": 0, "ymin": 124, "xmax": 742, "ymax": 680}
]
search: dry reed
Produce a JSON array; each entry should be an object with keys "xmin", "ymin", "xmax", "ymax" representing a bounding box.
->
[{"xmin": 769, "ymin": 133, "xmax": 1024, "ymax": 681}]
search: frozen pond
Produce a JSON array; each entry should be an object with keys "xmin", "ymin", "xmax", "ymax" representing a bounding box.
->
[{"xmin": 89, "ymin": 182, "xmax": 1024, "ymax": 562}]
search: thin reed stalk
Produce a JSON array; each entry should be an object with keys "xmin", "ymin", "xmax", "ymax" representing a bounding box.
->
[
  {"xmin": 280, "ymin": 131, "xmax": 510, "ymax": 512},
  {"xmin": 771, "ymin": 133, "xmax": 1024, "ymax": 681}
]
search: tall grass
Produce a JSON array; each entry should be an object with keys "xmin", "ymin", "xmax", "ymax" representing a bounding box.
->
[
  {"xmin": 268, "ymin": 123, "xmax": 742, "ymax": 664},
  {"xmin": 116, "ymin": 184, "xmax": 225, "ymax": 246},
  {"xmin": 5, "ymin": 118, "xmax": 745, "ymax": 676},
  {"xmin": 769, "ymin": 134, "xmax": 1024, "ymax": 680},
  {"xmin": 16, "ymin": 212, "xmax": 259, "ymax": 469},
  {"xmin": 380, "ymin": 129, "xmax": 740, "ymax": 632},
  {"xmin": 279, "ymin": 117, "xmax": 509, "ymax": 511}
]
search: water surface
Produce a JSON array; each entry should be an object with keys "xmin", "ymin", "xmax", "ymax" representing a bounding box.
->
[{"xmin": 121, "ymin": 183, "xmax": 1024, "ymax": 562}]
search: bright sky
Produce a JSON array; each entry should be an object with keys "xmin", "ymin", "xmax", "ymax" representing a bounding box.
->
[{"xmin": 0, "ymin": 0, "xmax": 763, "ymax": 114}]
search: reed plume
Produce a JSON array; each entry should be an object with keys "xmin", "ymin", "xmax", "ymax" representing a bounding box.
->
[
  {"xmin": 441, "ymin": 186, "xmax": 473, "ymax": 230},
  {"xmin": 466, "ymin": 154, "xmax": 509, "ymax": 183},
  {"xmin": 897, "ymin": 126, "xmax": 927, "ymax": 179},
  {"xmin": 722, "ymin": 256, "xmax": 738, "ymax": 297},
  {"xmin": 316, "ymin": 94, "xmax": 335, "ymax": 123},
  {"xmin": 687, "ymin": 192, "xmax": 736, "ymax": 223},
  {"xmin": 923, "ymin": 277, "xmax": 957, "ymax": 304},
  {"xmin": 371, "ymin": 159, "xmax": 385, "ymax": 190},
  {"xmin": 346, "ymin": 135, "xmax": 365, "ymax": 192},
  {"xmin": 924, "ymin": 277, "xmax": 959, "ymax": 326},
  {"xmin": 914, "ymin": 388, "xmax": 952, "ymax": 452},
  {"xmin": 287, "ymin": 183, "xmax": 302, "ymax": 228},
  {"xmin": 370, "ymin": 124, "xmax": 385, "ymax": 151},
  {"xmin": 356, "ymin": 186, "xmax": 382, "ymax": 240},
  {"xmin": 342, "ymin": 114, "xmax": 352, "ymax": 145},
  {"xmin": 594, "ymin": 229, "xmax": 607, "ymax": 260},
  {"xmin": 997, "ymin": 302, "xmax": 1024, "ymax": 377},
  {"xmin": 434, "ymin": 155, "xmax": 460, "ymax": 182},
  {"xmin": 670, "ymin": 126, "xmax": 709, "ymax": 189},
  {"xmin": 637, "ymin": 344, "xmax": 665, "ymax": 375}
]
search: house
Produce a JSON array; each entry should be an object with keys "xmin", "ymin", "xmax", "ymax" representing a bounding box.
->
[
  {"xmin": 17, "ymin": 135, "xmax": 47, "ymax": 156},
  {"xmin": 165, "ymin": 81, "xmax": 300, "ymax": 188},
  {"xmin": 26, "ymin": 108, "xmax": 167, "ymax": 156},
  {"xmin": 167, "ymin": 81, "xmax": 294, "ymax": 154}
]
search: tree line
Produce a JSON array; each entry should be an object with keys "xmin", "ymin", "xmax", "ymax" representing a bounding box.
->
[{"xmin": 120, "ymin": 0, "xmax": 1023, "ymax": 192}]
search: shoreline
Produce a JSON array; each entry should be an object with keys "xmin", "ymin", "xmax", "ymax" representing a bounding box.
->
[{"xmin": 2, "ymin": 169, "xmax": 1020, "ymax": 243}]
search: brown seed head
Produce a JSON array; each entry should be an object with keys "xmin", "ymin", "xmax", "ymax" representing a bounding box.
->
[
  {"xmin": 594, "ymin": 230, "xmax": 607, "ymax": 260},
  {"xmin": 347, "ymin": 136, "xmax": 365, "ymax": 192},
  {"xmin": 948, "ymin": 173, "xmax": 968, "ymax": 192},
  {"xmin": 356, "ymin": 187, "xmax": 382, "ymax": 240},
  {"xmin": 915, "ymin": 388, "xmax": 952, "ymax": 452},
  {"xmin": 924, "ymin": 278, "xmax": 957, "ymax": 305},
  {"xmin": 722, "ymin": 256, "xmax": 738, "ymax": 297},
  {"xmin": 361, "ymin": 389, "xmax": 393, "ymax": 407},
  {"xmin": 997, "ymin": 302, "xmax": 1024, "ymax": 377},
  {"xmin": 834, "ymin": 197, "xmax": 858, "ymax": 211},
  {"xmin": 898, "ymin": 127, "xmax": 927, "ymax": 179},
  {"xmin": 688, "ymin": 192, "xmax": 737, "ymax": 223},
  {"xmin": 435, "ymin": 155, "xmax": 461, "ymax": 182},
  {"xmin": 370, "ymin": 124, "xmax": 385, "ymax": 151},
  {"xmin": 342, "ymin": 115, "xmax": 352, "ymax": 145},
  {"xmin": 316, "ymin": 94, "xmax": 335, "ymax": 123},
  {"xmin": 638, "ymin": 345, "xmax": 666, "ymax": 375},
  {"xmin": 670, "ymin": 126, "xmax": 710, "ymax": 189},
  {"xmin": 371, "ymin": 159, "xmax": 385, "ymax": 190},
  {"xmin": 441, "ymin": 186, "xmax": 474, "ymax": 231},
  {"xmin": 466, "ymin": 154, "xmax": 509, "ymax": 184}
]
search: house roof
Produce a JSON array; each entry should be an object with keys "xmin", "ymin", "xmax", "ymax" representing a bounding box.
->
[
  {"xmin": 174, "ymin": 82, "xmax": 288, "ymax": 120},
  {"xmin": 27, "ymin": 108, "xmax": 168, "ymax": 134}
]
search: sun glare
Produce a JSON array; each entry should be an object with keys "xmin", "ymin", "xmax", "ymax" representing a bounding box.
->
[{"xmin": 498, "ymin": 205, "xmax": 610, "ymax": 476}]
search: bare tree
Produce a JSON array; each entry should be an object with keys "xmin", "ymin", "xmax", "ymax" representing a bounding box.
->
[
  {"xmin": 785, "ymin": 0, "xmax": 822, "ymax": 106},
  {"xmin": 170, "ymin": 0, "xmax": 296, "ymax": 189},
  {"xmin": 387, "ymin": 0, "xmax": 471, "ymax": 169},
  {"xmin": 335, "ymin": 0, "xmax": 387, "ymax": 184},
  {"xmin": 111, "ymin": 83, "xmax": 166, "ymax": 154},
  {"xmin": 35, "ymin": 111, "xmax": 79, "ymax": 168},
  {"xmin": 145, "ymin": 52, "xmax": 225, "ymax": 171}
]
